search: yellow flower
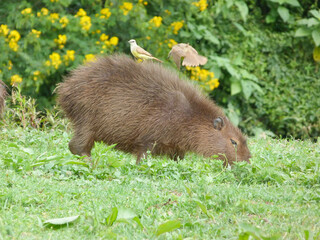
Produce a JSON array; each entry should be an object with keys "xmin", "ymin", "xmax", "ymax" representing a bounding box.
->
[
  {"xmin": 9, "ymin": 40, "xmax": 19, "ymax": 51},
  {"xmin": 31, "ymin": 29, "xmax": 41, "ymax": 38},
  {"xmin": 21, "ymin": 8, "xmax": 32, "ymax": 15},
  {"xmin": 84, "ymin": 54, "xmax": 96, "ymax": 63},
  {"xmin": 33, "ymin": 70, "xmax": 40, "ymax": 81},
  {"xmin": 120, "ymin": 2, "xmax": 133, "ymax": 16},
  {"xmin": 146, "ymin": 36, "xmax": 151, "ymax": 40},
  {"xmin": 41, "ymin": 8, "xmax": 49, "ymax": 16},
  {"xmin": 76, "ymin": 8, "xmax": 87, "ymax": 17},
  {"xmin": 54, "ymin": 34, "xmax": 67, "ymax": 49},
  {"xmin": 144, "ymin": 2, "xmax": 148, "ymax": 5},
  {"xmin": 50, "ymin": 13, "xmax": 59, "ymax": 23},
  {"xmin": 7, "ymin": 60, "xmax": 13, "ymax": 70},
  {"xmin": 0, "ymin": 24, "xmax": 9, "ymax": 36},
  {"xmin": 96, "ymin": 30, "xmax": 101, "ymax": 34},
  {"xmin": 100, "ymin": 33, "xmax": 109, "ymax": 41},
  {"xmin": 149, "ymin": 16, "xmax": 162, "ymax": 28},
  {"xmin": 64, "ymin": 50, "xmax": 75, "ymax": 62},
  {"xmin": 192, "ymin": 0, "xmax": 208, "ymax": 11},
  {"xmin": 109, "ymin": 36, "xmax": 118, "ymax": 46},
  {"xmin": 80, "ymin": 16, "xmax": 91, "ymax": 31},
  {"xmin": 171, "ymin": 20, "xmax": 184, "ymax": 35},
  {"xmin": 165, "ymin": 10, "xmax": 171, "ymax": 15},
  {"xmin": 60, "ymin": 16, "xmax": 69, "ymax": 28},
  {"xmin": 100, "ymin": 8, "xmax": 111, "ymax": 19},
  {"xmin": 49, "ymin": 52, "xmax": 62, "ymax": 69},
  {"xmin": 45, "ymin": 60, "xmax": 51, "ymax": 66},
  {"xmin": 206, "ymin": 78, "xmax": 219, "ymax": 90},
  {"xmin": 8, "ymin": 30, "xmax": 21, "ymax": 42},
  {"xmin": 51, "ymin": 0, "xmax": 59, "ymax": 2},
  {"xmin": 10, "ymin": 74, "xmax": 22, "ymax": 86},
  {"xmin": 168, "ymin": 39, "xmax": 177, "ymax": 48}
]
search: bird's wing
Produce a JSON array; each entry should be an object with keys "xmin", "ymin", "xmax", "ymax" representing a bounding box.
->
[
  {"xmin": 182, "ymin": 44, "xmax": 207, "ymax": 67},
  {"xmin": 135, "ymin": 45, "xmax": 153, "ymax": 57},
  {"xmin": 182, "ymin": 55, "xmax": 208, "ymax": 67}
]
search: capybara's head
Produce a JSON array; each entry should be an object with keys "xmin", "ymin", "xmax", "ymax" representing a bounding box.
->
[{"xmin": 196, "ymin": 116, "xmax": 251, "ymax": 165}]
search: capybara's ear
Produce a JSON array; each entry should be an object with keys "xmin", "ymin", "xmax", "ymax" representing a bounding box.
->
[{"xmin": 213, "ymin": 117, "xmax": 225, "ymax": 130}]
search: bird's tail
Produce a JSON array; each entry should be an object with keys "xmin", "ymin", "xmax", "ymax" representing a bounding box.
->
[{"xmin": 152, "ymin": 57, "xmax": 163, "ymax": 63}]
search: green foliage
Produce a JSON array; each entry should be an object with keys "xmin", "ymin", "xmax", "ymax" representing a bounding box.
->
[{"xmin": 0, "ymin": 0, "xmax": 318, "ymax": 139}]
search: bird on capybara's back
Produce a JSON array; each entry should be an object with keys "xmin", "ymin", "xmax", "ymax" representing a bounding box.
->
[{"xmin": 57, "ymin": 54, "xmax": 251, "ymax": 165}]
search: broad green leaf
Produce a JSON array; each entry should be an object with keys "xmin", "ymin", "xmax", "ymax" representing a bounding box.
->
[
  {"xmin": 44, "ymin": 215, "xmax": 79, "ymax": 225},
  {"xmin": 313, "ymin": 46, "xmax": 320, "ymax": 62},
  {"xmin": 204, "ymin": 29, "xmax": 220, "ymax": 45},
  {"xmin": 241, "ymin": 80, "xmax": 254, "ymax": 100},
  {"xmin": 312, "ymin": 30, "xmax": 320, "ymax": 46},
  {"xmin": 277, "ymin": 6, "xmax": 290, "ymax": 22},
  {"xmin": 117, "ymin": 208, "xmax": 137, "ymax": 220},
  {"xmin": 231, "ymin": 78, "xmax": 242, "ymax": 95},
  {"xmin": 308, "ymin": 18, "xmax": 320, "ymax": 27},
  {"xmin": 285, "ymin": 0, "xmax": 300, "ymax": 7},
  {"xmin": 20, "ymin": 147, "xmax": 34, "ymax": 155},
  {"xmin": 155, "ymin": 220, "xmax": 181, "ymax": 236},
  {"xmin": 294, "ymin": 27, "xmax": 311, "ymax": 37},
  {"xmin": 106, "ymin": 207, "xmax": 118, "ymax": 226},
  {"xmin": 310, "ymin": 10, "xmax": 320, "ymax": 19},
  {"xmin": 235, "ymin": 1, "xmax": 248, "ymax": 22}
]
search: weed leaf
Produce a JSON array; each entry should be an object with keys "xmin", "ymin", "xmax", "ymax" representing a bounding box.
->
[
  {"xmin": 44, "ymin": 215, "xmax": 79, "ymax": 226},
  {"xmin": 155, "ymin": 220, "xmax": 181, "ymax": 236},
  {"xmin": 106, "ymin": 207, "xmax": 118, "ymax": 226}
]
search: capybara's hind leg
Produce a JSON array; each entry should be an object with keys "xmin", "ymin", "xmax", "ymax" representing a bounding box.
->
[{"xmin": 69, "ymin": 131, "xmax": 94, "ymax": 157}]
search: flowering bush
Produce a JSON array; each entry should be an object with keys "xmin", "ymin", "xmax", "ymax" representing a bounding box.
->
[{"xmin": 0, "ymin": 0, "xmax": 222, "ymax": 108}]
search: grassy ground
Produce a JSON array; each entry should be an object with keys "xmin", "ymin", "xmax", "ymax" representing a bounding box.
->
[{"xmin": 0, "ymin": 125, "xmax": 320, "ymax": 239}]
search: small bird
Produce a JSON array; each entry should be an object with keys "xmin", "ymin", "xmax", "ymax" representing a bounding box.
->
[
  {"xmin": 128, "ymin": 39, "xmax": 163, "ymax": 63},
  {"xmin": 168, "ymin": 43, "xmax": 207, "ymax": 69}
]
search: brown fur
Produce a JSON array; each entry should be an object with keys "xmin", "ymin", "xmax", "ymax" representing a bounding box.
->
[
  {"xmin": 0, "ymin": 80, "xmax": 7, "ymax": 117},
  {"xmin": 57, "ymin": 54, "xmax": 251, "ymax": 165}
]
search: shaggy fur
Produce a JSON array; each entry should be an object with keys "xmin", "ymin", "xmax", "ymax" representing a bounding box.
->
[{"xmin": 57, "ymin": 54, "xmax": 251, "ymax": 164}]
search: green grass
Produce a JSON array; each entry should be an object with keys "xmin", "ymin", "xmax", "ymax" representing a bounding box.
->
[{"xmin": 0, "ymin": 126, "xmax": 320, "ymax": 239}]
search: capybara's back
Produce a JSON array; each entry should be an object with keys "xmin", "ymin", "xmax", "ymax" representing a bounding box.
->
[
  {"xmin": 57, "ymin": 54, "xmax": 251, "ymax": 165},
  {"xmin": 0, "ymin": 80, "xmax": 7, "ymax": 117}
]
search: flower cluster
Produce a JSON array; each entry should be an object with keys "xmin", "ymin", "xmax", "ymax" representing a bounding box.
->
[
  {"xmin": 120, "ymin": 2, "xmax": 133, "ymax": 16},
  {"xmin": 21, "ymin": 8, "xmax": 32, "ymax": 15},
  {"xmin": 59, "ymin": 16, "xmax": 69, "ymax": 28},
  {"xmin": 192, "ymin": 0, "xmax": 208, "ymax": 11},
  {"xmin": 186, "ymin": 66, "xmax": 219, "ymax": 91},
  {"xmin": 11, "ymin": 74, "xmax": 22, "ymax": 86},
  {"xmin": 167, "ymin": 39, "xmax": 177, "ymax": 48},
  {"xmin": 54, "ymin": 34, "xmax": 67, "ymax": 49},
  {"xmin": 8, "ymin": 30, "xmax": 21, "ymax": 52},
  {"xmin": 100, "ymin": 8, "xmax": 111, "ymax": 19},
  {"xmin": 49, "ymin": 13, "xmax": 59, "ymax": 23},
  {"xmin": 37, "ymin": 8, "xmax": 49, "ymax": 17},
  {"xmin": 47, "ymin": 52, "xmax": 62, "ymax": 69},
  {"xmin": 31, "ymin": 29, "xmax": 41, "ymax": 38},
  {"xmin": 84, "ymin": 54, "xmax": 96, "ymax": 63},
  {"xmin": 171, "ymin": 21, "xmax": 184, "ymax": 35},
  {"xmin": 149, "ymin": 16, "xmax": 162, "ymax": 28},
  {"xmin": 63, "ymin": 50, "xmax": 75, "ymax": 64}
]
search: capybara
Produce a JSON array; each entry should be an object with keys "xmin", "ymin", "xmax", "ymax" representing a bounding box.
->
[
  {"xmin": 57, "ymin": 54, "xmax": 251, "ymax": 165},
  {"xmin": 0, "ymin": 80, "xmax": 7, "ymax": 117}
]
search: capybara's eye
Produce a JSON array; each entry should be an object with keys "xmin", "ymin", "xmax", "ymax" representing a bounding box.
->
[{"xmin": 230, "ymin": 139, "xmax": 237, "ymax": 147}]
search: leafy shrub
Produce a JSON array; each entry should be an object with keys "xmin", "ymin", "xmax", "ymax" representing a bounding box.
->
[{"xmin": 0, "ymin": 0, "xmax": 318, "ymax": 139}]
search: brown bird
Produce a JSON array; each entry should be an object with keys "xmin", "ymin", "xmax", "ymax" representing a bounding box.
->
[
  {"xmin": 168, "ymin": 43, "xmax": 207, "ymax": 69},
  {"xmin": 128, "ymin": 39, "xmax": 163, "ymax": 63}
]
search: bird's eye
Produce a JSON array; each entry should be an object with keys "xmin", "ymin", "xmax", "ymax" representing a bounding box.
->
[{"xmin": 230, "ymin": 139, "xmax": 237, "ymax": 147}]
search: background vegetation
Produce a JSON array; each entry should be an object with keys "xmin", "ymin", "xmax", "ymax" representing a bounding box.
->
[{"xmin": 0, "ymin": 0, "xmax": 319, "ymax": 139}]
